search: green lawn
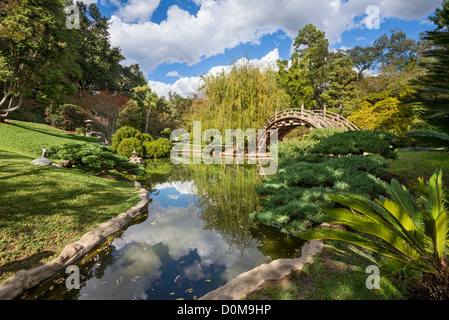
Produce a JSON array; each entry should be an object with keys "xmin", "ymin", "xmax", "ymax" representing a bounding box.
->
[
  {"xmin": 381, "ymin": 149, "xmax": 449, "ymax": 188},
  {"xmin": 248, "ymin": 240, "xmax": 418, "ymax": 300},
  {"xmin": 0, "ymin": 120, "xmax": 141, "ymax": 283}
]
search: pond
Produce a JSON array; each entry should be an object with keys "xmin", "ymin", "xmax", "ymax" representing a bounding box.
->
[{"xmin": 20, "ymin": 159, "xmax": 304, "ymax": 300}]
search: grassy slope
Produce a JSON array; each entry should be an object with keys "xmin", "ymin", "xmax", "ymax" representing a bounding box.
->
[{"xmin": 0, "ymin": 120, "xmax": 141, "ymax": 283}]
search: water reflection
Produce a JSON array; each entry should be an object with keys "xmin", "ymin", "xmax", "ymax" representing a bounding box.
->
[{"xmin": 20, "ymin": 159, "xmax": 304, "ymax": 300}]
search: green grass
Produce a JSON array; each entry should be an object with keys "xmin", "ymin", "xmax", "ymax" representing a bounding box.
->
[
  {"xmin": 380, "ymin": 149, "xmax": 449, "ymax": 187},
  {"xmin": 0, "ymin": 120, "xmax": 141, "ymax": 283},
  {"xmin": 367, "ymin": 149, "xmax": 449, "ymax": 195},
  {"xmin": 248, "ymin": 240, "xmax": 418, "ymax": 300}
]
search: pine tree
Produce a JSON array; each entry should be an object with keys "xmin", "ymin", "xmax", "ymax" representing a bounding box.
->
[
  {"xmin": 320, "ymin": 56, "xmax": 357, "ymax": 115},
  {"xmin": 412, "ymin": 1, "xmax": 449, "ymax": 133}
]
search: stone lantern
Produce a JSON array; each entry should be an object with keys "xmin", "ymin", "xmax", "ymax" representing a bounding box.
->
[
  {"xmin": 84, "ymin": 119, "xmax": 94, "ymax": 136},
  {"xmin": 129, "ymin": 149, "xmax": 144, "ymax": 165}
]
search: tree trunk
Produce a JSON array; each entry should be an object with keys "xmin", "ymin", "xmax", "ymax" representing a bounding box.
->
[{"xmin": 145, "ymin": 108, "xmax": 150, "ymax": 133}]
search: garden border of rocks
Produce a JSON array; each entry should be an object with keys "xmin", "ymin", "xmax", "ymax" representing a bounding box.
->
[{"xmin": 0, "ymin": 181, "xmax": 149, "ymax": 300}]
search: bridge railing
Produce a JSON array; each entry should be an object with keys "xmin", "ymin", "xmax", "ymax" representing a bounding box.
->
[{"xmin": 263, "ymin": 108, "xmax": 359, "ymax": 131}]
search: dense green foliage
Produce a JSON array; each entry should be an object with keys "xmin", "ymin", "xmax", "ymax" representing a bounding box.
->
[
  {"xmin": 111, "ymin": 126, "xmax": 171, "ymax": 159},
  {"xmin": 144, "ymin": 138, "xmax": 173, "ymax": 159},
  {"xmin": 0, "ymin": 0, "xmax": 80, "ymax": 117},
  {"xmin": 48, "ymin": 142, "xmax": 146, "ymax": 175},
  {"xmin": 300, "ymin": 170, "xmax": 449, "ymax": 299},
  {"xmin": 115, "ymin": 137, "xmax": 145, "ymax": 158},
  {"xmin": 250, "ymin": 129, "xmax": 396, "ymax": 235},
  {"xmin": 45, "ymin": 104, "xmax": 88, "ymax": 131},
  {"xmin": 412, "ymin": 0, "xmax": 449, "ymax": 134}
]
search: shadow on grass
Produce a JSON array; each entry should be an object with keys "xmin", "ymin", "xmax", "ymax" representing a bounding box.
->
[
  {"xmin": 0, "ymin": 251, "xmax": 55, "ymax": 280},
  {"xmin": 0, "ymin": 151, "xmax": 141, "ymax": 281},
  {"xmin": 0, "ymin": 161, "xmax": 137, "ymax": 225},
  {"xmin": 9, "ymin": 121, "xmax": 102, "ymax": 144}
]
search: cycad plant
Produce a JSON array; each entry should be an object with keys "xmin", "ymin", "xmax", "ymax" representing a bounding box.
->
[{"xmin": 299, "ymin": 169, "xmax": 449, "ymax": 299}]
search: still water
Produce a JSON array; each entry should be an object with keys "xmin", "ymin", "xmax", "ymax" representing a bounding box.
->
[{"xmin": 20, "ymin": 159, "xmax": 304, "ymax": 300}]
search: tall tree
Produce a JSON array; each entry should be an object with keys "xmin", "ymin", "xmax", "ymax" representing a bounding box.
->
[
  {"xmin": 167, "ymin": 91, "xmax": 193, "ymax": 126},
  {"xmin": 133, "ymin": 85, "xmax": 158, "ymax": 134},
  {"xmin": 293, "ymin": 24, "xmax": 330, "ymax": 108},
  {"xmin": 277, "ymin": 55, "xmax": 314, "ymax": 109},
  {"xmin": 74, "ymin": 2, "xmax": 125, "ymax": 93},
  {"xmin": 348, "ymin": 45, "xmax": 383, "ymax": 79},
  {"xmin": 195, "ymin": 60, "xmax": 289, "ymax": 132},
  {"xmin": 412, "ymin": 0, "xmax": 449, "ymax": 133},
  {"xmin": 0, "ymin": 0, "xmax": 80, "ymax": 120},
  {"xmin": 118, "ymin": 64, "xmax": 147, "ymax": 95},
  {"xmin": 321, "ymin": 55, "xmax": 358, "ymax": 115}
]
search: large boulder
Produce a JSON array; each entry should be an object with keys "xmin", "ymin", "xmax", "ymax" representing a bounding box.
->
[{"xmin": 30, "ymin": 157, "xmax": 54, "ymax": 166}]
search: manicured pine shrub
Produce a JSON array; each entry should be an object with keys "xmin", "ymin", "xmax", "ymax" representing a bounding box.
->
[
  {"xmin": 308, "ymin": 130, "xmax": 398, "ymax": 159},
  {"xmin": 250, "ymin": 129, "xmax": 397, "ymax": 236},
  {"xmin": 48, "ymin": 143, "xmax": 146, "ymax": 176}
]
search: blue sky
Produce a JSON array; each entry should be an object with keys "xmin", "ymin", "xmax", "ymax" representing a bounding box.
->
[{"xmin": 82, "ymin": 0, "xmax": 442, "ymax": 97}]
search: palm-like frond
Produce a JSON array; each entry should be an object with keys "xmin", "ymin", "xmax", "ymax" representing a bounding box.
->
[
  {"xmin": 406, "ymin": 130, "xmax": 449, "ymax": 149},
  {"xmin": 299, "ymin": 169, "xmax": 449, "ymax": 275}
]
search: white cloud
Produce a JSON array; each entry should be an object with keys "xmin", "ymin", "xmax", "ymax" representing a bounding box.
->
[
  {"xmin": 114, "ymin": 0, "xmax": 160, "ymax": 23},
  {"xmin": 149, "ymin": 76, "xmax": 203, "ymax": 99},
  {"xmin": 79, "ymin": 0, "xmax": 98, "ymax": 4},
  {"xmin": 109, "ymin": 0, "xmax": 441, "ymax": 75},
  {"xmin": 165, "ymin": 71, "xmax": 181, "ymax": 78}
]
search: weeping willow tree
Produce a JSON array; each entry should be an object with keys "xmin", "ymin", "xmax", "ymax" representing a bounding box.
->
[
  {"xmin": 187, "ymin": 60, "xmax": 289, "ymax": 133},
  {"xmin": 190, "ymin": 163, "xmax": 263, "ymax": 253}
]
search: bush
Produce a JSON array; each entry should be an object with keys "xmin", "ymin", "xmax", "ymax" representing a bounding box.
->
[
  {"xmin": 160, "ymin": 128, "xmax": 172, "ymax": 139},
  {"xmin": 308, "ymin": 130, "xmax": 398, "ymax": 159},
  {"xmin": 250, "ymin": 129, "xmax": 396, "ymax": 236},
  {"xmin": 75, "ymin": 127, "xmax": 86, "ymax": 135},
  {"xmin": 116, "ymin": 137, "xmax": 145, "ymax": 158},
  {"xmin": 142, "ymin": 133, "xmax": 154, "ymax": 143},
  {"xmin": 45, "ymin": 104, "xmax": 88, "ymax": 131},
  {"xmin": 144, "ymin": 138, "xmax": 172, "ymax": 158},
  {"xmin": 111, "ymin": 126, "xmax": 144, "ymax": 151},
  {"xmin": 48, "ymin": 143, "xmax": 146, "ymax": 176}
]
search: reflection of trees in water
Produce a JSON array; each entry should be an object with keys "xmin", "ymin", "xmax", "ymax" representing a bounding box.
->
[
  {"xmin": 189, "ymin": 163, "xmax": 263, "ymax": 255},
  {"xmin": 138, "ymin": 158, "xmax": 193, "ymax": 190},
  {"xmin": 140, "ymin": 159, "xmax": 267, "ymax": 255}
]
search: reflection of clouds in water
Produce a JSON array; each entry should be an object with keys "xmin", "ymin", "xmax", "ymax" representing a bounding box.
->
[
  {"xmin": 156, "ymin": 181, "xmax": 197, "ymax": 195},
  {"xmin": 78, "ymin": 243, "xmax": 162, "ymax": 300},
  {"xmin": 78, "ymin": 180, "xmax": 270, "ymax": 299},
  {"xmin": 182, "ymin": 261, "xmax": 206, "ymax": 282},
  {"xmin": 115, "ymin": 181, "xmax": 270, "ymax": 283}
]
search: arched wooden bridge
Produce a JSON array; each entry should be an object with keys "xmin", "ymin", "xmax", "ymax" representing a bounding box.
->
[{"xmin": 262, "ymin": 106, "xmax": 359, "ymax": 142}]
